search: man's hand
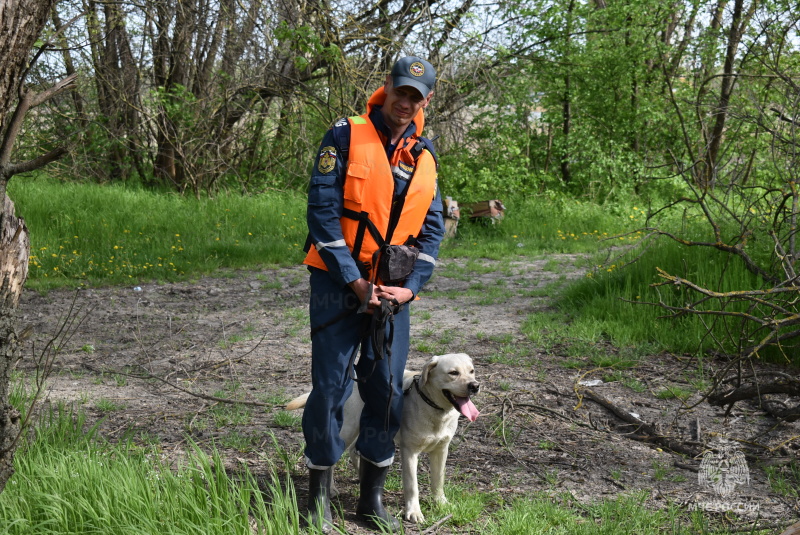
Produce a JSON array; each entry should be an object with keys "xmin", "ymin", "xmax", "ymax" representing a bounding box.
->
[
  {"xmin": 348, "ymin": 278, "xmax": 381, "ymax": 310},
  {"xmin": 375, "ymin": 285, "xmax": 414, "ymax": 306},
  {"xmin": 348, "ymin": 279, "xmax": 414, "ymax": 311}
]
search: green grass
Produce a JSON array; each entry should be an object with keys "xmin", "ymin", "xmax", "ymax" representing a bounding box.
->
[
  {"xmin": 765, "ymin": 461, "xmax": 800, "ymax": 498},
  {"xmin": 10, "ymin": 176, "xmax": 307, "ymax": 291},
  {"xmin": 0, "ymin": 402, "xmax": 763, "ymax": 534},
  {"xmin": 555, "ymin": 229, "xmax": 786, "ymax": 360},
  {"xmin": 0, "ymin": 405, "xmax": 302, "ymax": 535},
  {"xmin": 440, "ymin": 196, "xmax": 642, "ymax": 260}
]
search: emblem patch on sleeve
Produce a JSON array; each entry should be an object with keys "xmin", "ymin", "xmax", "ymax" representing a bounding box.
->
[{"xmin": 317, "ymin": 146, "xmax": 337, "ymax": 174}]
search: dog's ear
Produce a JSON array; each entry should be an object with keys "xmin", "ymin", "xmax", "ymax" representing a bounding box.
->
[{"xmin": 420, "ymin": 356, "xmax": 439, "ymax": 387}]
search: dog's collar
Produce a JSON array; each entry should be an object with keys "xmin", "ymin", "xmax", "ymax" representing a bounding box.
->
[{"xmin": 405, "ymin": 375, "xmax": 444, "ymax": 411}]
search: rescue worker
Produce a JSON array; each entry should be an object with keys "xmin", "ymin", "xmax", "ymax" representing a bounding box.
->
[{"xmin": 301, "ymin": 56, "xmax": 445, "ymax": 532}]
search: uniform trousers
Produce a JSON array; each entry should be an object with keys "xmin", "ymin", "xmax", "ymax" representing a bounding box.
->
[{"xmin": 302, "ymin": 267, "xmax": 409, "ymax": 469}]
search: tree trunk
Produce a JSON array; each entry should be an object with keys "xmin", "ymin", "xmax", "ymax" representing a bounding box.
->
[
  {"xmin": 703, "ymin": 0, "xmax": 757, "ymax": 189},
  {"xmin": 0, "ymin": 196, "xmax": 29, "ymax": 494},
  {"xmin": 560, "ymin": 0, "xmax": 576, "ymax": 186},
  {"xmin": 0, "ymin": 0, "xmax": 55, "ymax": 493}
]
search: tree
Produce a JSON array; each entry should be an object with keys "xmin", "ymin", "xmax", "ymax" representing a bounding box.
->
[{"xmin": 0, "ymin": 0, "xmax": 74, "ymax": 493}]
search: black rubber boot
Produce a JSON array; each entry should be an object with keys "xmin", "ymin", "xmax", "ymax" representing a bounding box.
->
[
  {"xmin": 307, "ymin": 467, "xmax": 334, "ymax": 533},
  {"xmin": 356, "ymin": 460, "xmax": 401, "ymax": 532}
]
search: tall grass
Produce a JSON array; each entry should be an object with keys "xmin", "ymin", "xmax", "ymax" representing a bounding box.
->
[
  {"xmin": 0, "ymin": 405, "xmax": 303, "ymax": 535},
  {"xmin": 9, "ymin": 177, "xmax": 307, "ymax": 290},
  {"xmin": 441, "ymin": 196, "xmax": 643, "ymax": 259},
  {"xmin": 0, "ymin": 404, "xmax": 733, "ymax": 534},
  {"xmin": 557, "ymin": 230, "xmax": 779, "ymax": 359}
]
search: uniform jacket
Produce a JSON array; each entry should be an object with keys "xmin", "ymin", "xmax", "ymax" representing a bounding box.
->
[{"xmin": 304, "ymin": 87, "xmax": 445, "ymax": 296}]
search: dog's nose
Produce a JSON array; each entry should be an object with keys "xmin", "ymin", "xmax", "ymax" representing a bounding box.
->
[{"xmin": 469, "ymin": 382, "xmax": 480, "ymax": 395}]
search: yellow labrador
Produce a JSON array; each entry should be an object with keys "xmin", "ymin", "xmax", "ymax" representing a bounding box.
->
[{"xmin": 287, "ymin": 353, "xmax": 480, "ymax": 523}]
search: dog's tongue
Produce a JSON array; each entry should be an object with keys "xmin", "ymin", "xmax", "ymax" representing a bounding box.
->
[{"xmin": 454, "ymin": 397, "xmax": 480, "ymax": 422}]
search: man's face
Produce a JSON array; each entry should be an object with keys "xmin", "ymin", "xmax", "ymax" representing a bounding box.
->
[{"xmin": 381, "ymin": 76, "xmax": 433, "ymax": 132}]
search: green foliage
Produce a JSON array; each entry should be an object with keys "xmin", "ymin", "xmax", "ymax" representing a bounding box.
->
[
  {"xmin": 274, "ymin": 23, "xmax": 342, "ymax": 70},
  {"xmin": 10, "ymin": 176, "xmax": 307, "ymax": 290},
  {"xmin": 0, "ymin": 407, "xmax": 300, "ymax": 534},
  {"xmin": 440, "ymin": 194, "xmax": 641, "ymax": 259},
  {"xmin": 557, "ymin": 231, "xmax": 770, "ymax": 357}
]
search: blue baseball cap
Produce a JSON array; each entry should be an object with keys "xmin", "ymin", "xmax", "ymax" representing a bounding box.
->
[{"xmin": 390, "ymin": 56, "xmax": 436, "ymax": 97}]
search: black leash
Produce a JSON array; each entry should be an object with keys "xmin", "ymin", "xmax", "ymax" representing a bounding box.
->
[{"xmin": 344, "ymin": 296, "xmax": 403, "ymax": 431}]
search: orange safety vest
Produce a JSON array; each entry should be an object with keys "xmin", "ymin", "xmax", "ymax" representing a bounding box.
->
[{"xmin": 304, "ymin": 88, "xmax": 438, "ymax": 283}]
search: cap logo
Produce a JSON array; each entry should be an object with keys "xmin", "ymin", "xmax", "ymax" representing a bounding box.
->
[{"xmin": 409, "ymin": 62, "xmax": 425, "ymax": 77}]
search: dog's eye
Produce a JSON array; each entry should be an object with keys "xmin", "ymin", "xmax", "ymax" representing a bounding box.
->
[{"xmin": 449, "ymin": 370, "xmax": 459, "ymax": 376}]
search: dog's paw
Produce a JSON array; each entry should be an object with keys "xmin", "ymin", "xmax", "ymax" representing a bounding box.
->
[
  {"xmin": 404, "ymin": 508, "xmax": 425, "ymax": 523},
  {"xmin": 433, "ymin": 495, "xmax": 448, "ymax": 505}
]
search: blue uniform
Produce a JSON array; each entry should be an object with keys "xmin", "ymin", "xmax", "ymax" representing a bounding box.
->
[{"xmin": 303, "ymin": 106, "xmax": 445, "ymax": 468}]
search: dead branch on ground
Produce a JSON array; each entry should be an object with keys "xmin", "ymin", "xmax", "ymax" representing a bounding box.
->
[{"xmin": 579, "ymin": 388, "xmax": 701, "ymax": 457}]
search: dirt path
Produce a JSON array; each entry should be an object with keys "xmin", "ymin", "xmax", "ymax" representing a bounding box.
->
[{"xmin": 16, "ymin": 256, "xmax": 800, "ymax": 533}]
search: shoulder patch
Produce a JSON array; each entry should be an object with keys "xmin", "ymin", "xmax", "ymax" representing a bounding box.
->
[
  {"xmin": 334, "ymin": 118, "xmax": 348, "ymax": 128},
  {"xmin": 317, "ymin": 146, "xmax": 337, "ymax": 174}
]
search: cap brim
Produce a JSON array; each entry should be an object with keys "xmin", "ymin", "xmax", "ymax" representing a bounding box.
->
[{"xmin": 392, "ymin": 77, "xmax": 431, "ymax": 97}]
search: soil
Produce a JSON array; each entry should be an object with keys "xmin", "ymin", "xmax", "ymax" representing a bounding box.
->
[{"xmin": 15, "ymin": 255, "xmax": 800, "ymax": 534}]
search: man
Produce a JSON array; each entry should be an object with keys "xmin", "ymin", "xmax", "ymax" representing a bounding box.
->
[{"xmin": 301, "ymin": 56, "xmax": 445, "ymax": 532}]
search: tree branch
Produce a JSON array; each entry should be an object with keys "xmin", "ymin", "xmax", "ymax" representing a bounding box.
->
[{"xmin": 0, "ymin": 73, "xmax": 77, "ymax": 182}]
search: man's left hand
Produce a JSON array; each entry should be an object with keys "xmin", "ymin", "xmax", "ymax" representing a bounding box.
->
[{"xmin": 375, "ymin": 285, "xmax": 414, "ymax": 305}]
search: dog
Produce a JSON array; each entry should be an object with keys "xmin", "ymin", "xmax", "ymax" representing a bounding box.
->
[{"xmin": 286, "ymin": 353, "xmax": 480, "ymax": 523}]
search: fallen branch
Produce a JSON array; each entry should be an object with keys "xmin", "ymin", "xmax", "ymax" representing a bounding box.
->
[
  {"xmin": 580, "ymin": 388, "xmax": 700, "ymax": 457},
  {"xmin": 421, "ymin": 514, "xmax": 453, "ymax": 535},
  {"xmin": 709, "ymin": 376, "xmax": 800, "ymax": 422}
]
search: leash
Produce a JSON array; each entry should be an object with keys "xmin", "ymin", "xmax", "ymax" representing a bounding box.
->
[
  {"xmin": 404, "ymin": 375, "xmax": 444, "ymax": 411},
  {"xmin": 344, "ymin": 296, "xmax": 403, "ymax": 431}
]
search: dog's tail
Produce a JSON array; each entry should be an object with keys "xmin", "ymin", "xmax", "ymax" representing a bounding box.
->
[{"xmin": 286, "ymin": 392, "xmax": 310, "ymax": 410}]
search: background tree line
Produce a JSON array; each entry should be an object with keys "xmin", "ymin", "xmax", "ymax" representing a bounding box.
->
[{"xmin": 18, "ymin": 0, "xmax": 794, "ymax": 201}]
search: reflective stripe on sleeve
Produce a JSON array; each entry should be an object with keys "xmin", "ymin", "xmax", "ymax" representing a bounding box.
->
[
  {"xmin": 316, "ymin": 239, "xmax": 347, "ymax": 250},
  {"xmin": 417, "ymin": 253, "xmax": 436, "ymax": 265}
]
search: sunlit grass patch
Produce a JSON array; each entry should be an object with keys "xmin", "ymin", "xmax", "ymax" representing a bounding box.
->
[
  {"xmin": 0, "ymin": 405, "xmax": 301, "ymax": 535},
  {"xmin": 11, "ymin": 177, "xmax": 307, "ymax": 291}
]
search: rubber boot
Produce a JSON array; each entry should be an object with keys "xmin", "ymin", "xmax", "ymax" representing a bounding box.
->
[
  {"xmin": 307, "ymin": 467, "xmax": 334, "ymax": 533},
  {"xmin": 356, "ymin": 460, "xmax": 401, "ymax": 532}
]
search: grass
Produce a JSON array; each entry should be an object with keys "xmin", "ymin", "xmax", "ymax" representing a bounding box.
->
[
  {"xmin": 440, "ymin": 196, "xmax": 641, "ymax": 260},
  {"xmin": 10, "ymin": 176, "xmax": 307, "ymax": 291},
  {"xmin": 0, "ymin": 405, "xmax": 302, "ymax": 535},
  {"xmin": 0, "ymin": 400, "xmax": 766, "ymax": 534},
  {"xmin": 556, "ymin": 228, "xmax": 780, "ymax": 360}
]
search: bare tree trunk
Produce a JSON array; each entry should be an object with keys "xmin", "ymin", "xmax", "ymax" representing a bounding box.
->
[
  {"xmin": 0, "ymin": 197, "xmax": 29, "ymax": 493},
  {"xmin": 703, "ymin": 0, "xmax": 757, "ymax": 188},
  {"xmin": 560, "ymin": 0, "xmax": 576, "ymax": 186},
  {"xmin": 0, "ymin": 0, "xmax": 56, "ymax": 494}
]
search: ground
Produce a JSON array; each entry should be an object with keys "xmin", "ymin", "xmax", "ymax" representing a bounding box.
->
[{"xmin": 15, "ymin": 255, "xmax": 800, "ymax": 534}]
